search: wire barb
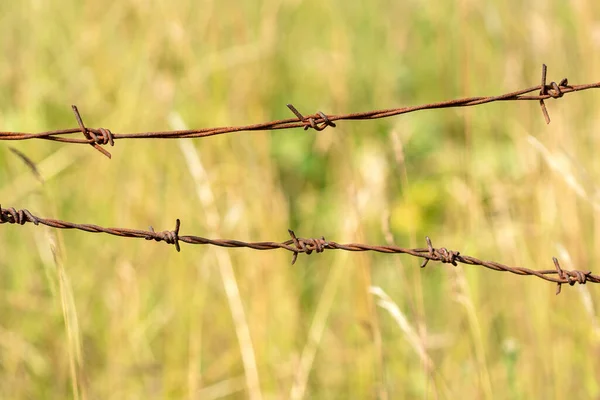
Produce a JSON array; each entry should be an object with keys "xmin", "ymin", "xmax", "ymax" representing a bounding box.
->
[
  {"xmin": 288, "ymin": 229, "xmax": 329, "ymax": 264},
  {"xmin": 71, "ymin": 105, "xmax": 114, "ymax": 158},
  {"xmin": 286, "ymin": 104, "xmax": 336, "ymax": 132},
  {"xmin": 1, "ymin": 64, "xmax": 595, "ymax": 158},
  {"xmin": 538, "ymin": 64, "xmax": 570, "ymax": 124},
  {"xmin": 2, "ymin": 204, "xmax": 599, "ymax": 293},
  {"xmin": 420, "ymin": 236, "xmax": 459, "ymax": 268},
  {"xmin": 553, "ymin": 257, "xmax": 591, "ymax": 295},
  {"xmin": 147, "ymin": 219, "xmax": 181, "ymax": 252}
]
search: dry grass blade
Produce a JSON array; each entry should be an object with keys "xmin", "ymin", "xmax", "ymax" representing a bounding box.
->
[
  {"xmin": 370, "ymin": 286, "xmax": 433, "ymax": 370},
  {"xmin": 177, "ymin": 125, "xmax": 263, "ymax": 400}
]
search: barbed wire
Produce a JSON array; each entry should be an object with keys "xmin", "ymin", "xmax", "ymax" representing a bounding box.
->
[
  {"xmin": 1, "ymin": 204, "xmax": 596, "ymax": 294},
  {"xmin": 1, "ymin": 65, "xmax": 598, "ymax": 158}
]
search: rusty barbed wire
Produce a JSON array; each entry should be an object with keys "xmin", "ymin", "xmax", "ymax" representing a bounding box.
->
[
  {"xmin": 1, "ymin": 64, "xmax": 598, "ymax": 158},
  {"xmin": 1, "ymin": 204, "xmax": 596, "ymax": 294}
]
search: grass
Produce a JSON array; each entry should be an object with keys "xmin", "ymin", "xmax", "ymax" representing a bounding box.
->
[{"xmin": 1, "ymin": 0, "xmax": 600, "ymax": 398}]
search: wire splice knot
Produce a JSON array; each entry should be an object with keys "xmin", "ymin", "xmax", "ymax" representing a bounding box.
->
[{"xmin": 0, "ymin": 205, "xmax": 40, "ymax": 225}]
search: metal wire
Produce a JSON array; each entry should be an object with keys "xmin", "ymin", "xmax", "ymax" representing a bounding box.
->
[
  {"xmin": 1, "ymin": 65, "xmax": 597, "ymax": 158},
  {"xmin": 1, "ymin": 204, "xmax": 596, "ymax": 294}
]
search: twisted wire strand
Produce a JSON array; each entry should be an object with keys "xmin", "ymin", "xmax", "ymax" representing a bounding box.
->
[
  {"xmin": 1, "ymin": 204, "xmax": 597, "ymax": 294},
  {"xmin": 0, "ymin": 65, "xmax": 597, "ymax": 158}
]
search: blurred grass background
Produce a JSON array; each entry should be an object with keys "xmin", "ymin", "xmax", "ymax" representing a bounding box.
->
[{"xmin": 1, "ymin": 0, "xmax": 600, "ymax": 398}]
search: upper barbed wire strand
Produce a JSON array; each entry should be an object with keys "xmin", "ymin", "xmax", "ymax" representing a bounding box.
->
[
  {"xmin": 1, "ymin": 204, "xmax": 597, "ymax": 294},
  {"xmin": 0, "ymin": 65, "xmax": 597, "ymax": 158}
]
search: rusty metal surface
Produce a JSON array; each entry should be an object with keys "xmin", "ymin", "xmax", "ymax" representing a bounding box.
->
[
  {"xmin": 0, "ymin": 65, "xmax": 596, "ymax": 158},
  {"xmin": 1, "ymin": 204, "xmax": 595, "ymax": 294}
]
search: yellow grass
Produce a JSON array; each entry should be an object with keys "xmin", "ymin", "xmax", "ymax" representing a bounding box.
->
[{"xmin": 1, "ymin": 0, "xmax": 600, "ymax": 398}]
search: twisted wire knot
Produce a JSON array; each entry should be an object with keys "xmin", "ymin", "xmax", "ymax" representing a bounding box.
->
[
  {"xmin": 71, "ymin": 105, "xmax": 114, "ymax": 158},
  {"xmin": 553, "ymin": 257, "xmax": 591, "ymax": 295},
  {"xmin": 542, "ymin": 78, "xmax": 569, "ymax": 99},
  {"xmin": 551, "ymin": 79, "xmax": 568, "ymax": 98},
  {"xmin": 0, "ymin": 205, "xmax": 39, "ymax": 225},
  {"xmin": 288, "ymin": 229, "xmax": 329, "ymax": 264},
  {"xmin": 89, "ymin": 127, "xmax": 115, "ymax": 146},
  {"xmin": 287, "ymin": 104, "xmax": 336, "ymax": 132},
  {"xmin": 435, "ymin": 246, "xmax": 460, "ymax": 265},
  {"xmin": 146, "ymin": 219, "xmax": 181, "ymax": 252},
  {"xmin": 421, "ymin": 236, "xmax": 459, "ymax": 267}
]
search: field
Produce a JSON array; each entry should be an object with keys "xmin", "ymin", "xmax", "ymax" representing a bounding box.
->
[{"xmin": 1, "ymin": 0, "xmax": 600, "ymax": 398}]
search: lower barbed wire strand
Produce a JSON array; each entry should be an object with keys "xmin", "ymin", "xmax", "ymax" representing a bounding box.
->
[{"xmin": 2, "ymin": 204, "xmax": 599, "ymax": 293}]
